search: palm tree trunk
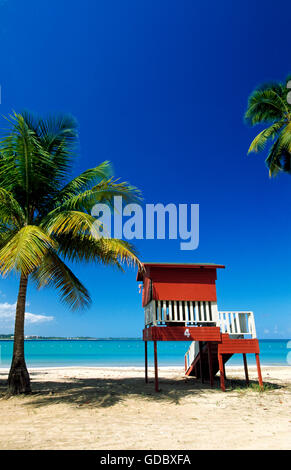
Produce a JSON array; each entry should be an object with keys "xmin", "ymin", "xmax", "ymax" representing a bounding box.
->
[{"xmin": 7, "ymin": 274, "xmax": 31, "ymax": 394}]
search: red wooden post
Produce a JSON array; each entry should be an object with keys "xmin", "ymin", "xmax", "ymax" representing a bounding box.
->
[
  {"xmin": 207, "ymin": 342, "xmax": 214, "ymax": 387},
  {"xmin": 144, "ymin": 341, "xmax": 148, "ymax": 384},
  {"xmin": 154, "ymin": 340, "xmax": 159, "ymax": 392},
  {"xmin": 218, "ymin": 353, "xmax": 225, "ymax": 392},
  {"xmin": 255, "ymin": 353, "xmax": 263, "ymax": 389},
  {"xmin": 198, "ymin": 341, "xmax": 204, "ymax": 383},
  {"xmin": 243, "ymin": 353, "xmax": 249, "ymax": 386}
]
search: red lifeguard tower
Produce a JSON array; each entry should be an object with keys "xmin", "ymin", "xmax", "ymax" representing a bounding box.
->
[{"xmin": 137, "ymin": 262, "xmax": 263, "ymax": 392}]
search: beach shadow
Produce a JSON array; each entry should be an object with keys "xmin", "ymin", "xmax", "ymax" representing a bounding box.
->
[{"xmin": 0, "ymin": 369, "xmax": 285, "ymax": 409}]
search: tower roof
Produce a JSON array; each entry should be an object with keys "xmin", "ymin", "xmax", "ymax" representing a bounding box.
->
[{"xmin": 137, "ymin": 262, "xmax": 225, "ymax": 281}]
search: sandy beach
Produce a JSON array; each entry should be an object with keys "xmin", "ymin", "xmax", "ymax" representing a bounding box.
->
[{"xmin": 0, "ymin": 365, "xmax": 290, "ymax": 450}]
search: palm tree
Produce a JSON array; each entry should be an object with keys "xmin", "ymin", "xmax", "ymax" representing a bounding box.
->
[
  {"xmin": 0, "ymin": 111, "xmax": 141, "ymax": 394},
  {"xmin": 244, "ymin": 75, "xmax": 291, "ymax": 176}
]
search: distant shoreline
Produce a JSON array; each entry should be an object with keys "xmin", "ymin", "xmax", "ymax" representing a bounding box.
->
[
  {"xmin": 0, "ymin": 337, "xmax": 143, "ymax": 341},
  {"xmin": 0, "ymin": 337, "xmax": 289, "ymax": 341}
]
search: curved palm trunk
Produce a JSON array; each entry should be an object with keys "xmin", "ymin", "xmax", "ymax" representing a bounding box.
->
[{"xmin": 8, "ymin": 274, "xmax": 31, "ymax": 394}]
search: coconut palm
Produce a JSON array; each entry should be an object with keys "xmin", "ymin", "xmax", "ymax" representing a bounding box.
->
[
  {"xmin": 244, "ymin": 76, "xmax": 291, "ymax": 176},
  {"xmin": 0, "ymin": 111, "xmax": 141, "ymax": 394}
]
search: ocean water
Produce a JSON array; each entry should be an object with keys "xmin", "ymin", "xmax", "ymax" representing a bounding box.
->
[{"xmin": 0, "ymin": 339, "xmax": 290, "ymax": 368}]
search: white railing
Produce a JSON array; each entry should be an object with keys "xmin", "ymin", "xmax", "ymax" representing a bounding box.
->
[
  {"xmin": 144, "ymin": 301, "xmax": 257, "ymax": 339},
  {"xmin": 217, "ymin": 311, "xmax": 256, "ymax": 338},
  {"xmin": 144, "ymin": 300, "xmax": 218, "ymax": 326}
]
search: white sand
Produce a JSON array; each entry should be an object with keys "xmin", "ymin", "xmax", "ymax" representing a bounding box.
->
[{"xmin": 0, "ymin": 365, "xmax": 290, "ymax": 450}]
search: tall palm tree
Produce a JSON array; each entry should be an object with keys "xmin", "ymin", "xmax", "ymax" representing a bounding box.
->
[
  {"xmin": 245, "ymin": 75, "xmax": 291, "ymax": 176},
  {"xmin": 0, "ymin": 111, "xmax": 141, "ymax": 394}
]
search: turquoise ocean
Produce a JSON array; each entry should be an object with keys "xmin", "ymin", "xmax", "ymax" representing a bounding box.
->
[{"xmin": 0, "ymin": 339, "xmax": 290, "ymax": 368}]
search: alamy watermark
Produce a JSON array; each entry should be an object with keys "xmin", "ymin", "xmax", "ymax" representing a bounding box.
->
[{"xmin": 90, "ymin": 196, "xmax": 199, "ymax": 251}]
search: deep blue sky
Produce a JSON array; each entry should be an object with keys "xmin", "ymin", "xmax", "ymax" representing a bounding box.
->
[{"xmin": 0, "ymin": 0, "xmax": 290, "ymax": 338}]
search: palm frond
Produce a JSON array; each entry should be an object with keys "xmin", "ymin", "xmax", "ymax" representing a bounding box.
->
[
  {"xmin": 0, "ymin": 225, "xmax": 56, "ymax": 276},
  {"xmin": 279, "ymin": 122, "xmax": 291, "ymax": 153},
  {"xmin": 0, "ymin": 112, "xmax": 54, "ymax": 184},
  {"xmin": 31, "ymin": 250, "xmax": 91, "ymax": 311},
  {"xmin": 265, "ymin": 138, "xmax": 285, "ymax": 177},
  {"xmin": 245, "ymin": 83, "xmax": 289, "ymax": 125},
  {"xmin": 0, "ymin": 112, "xmax": 59, "ymax": 218},
  {"xmin": 54, "ymin": 231, "xmax": 140, "ymax": 269},
  {"xmin": 248, "ymin": 121, "xmax": 286, "ymax": 153},
  {"xmin": 53, "ymin": 178, "xmax": 142, "ymax": 214},
  {"xmin": 0, "ymin": 227, "xmax": 18, "ymax": 251},
  {"xmin": 57, "ymin": 161, "xmax": 112, "ymax": 201},
  {"xmin": 36, "ymin": 113, "xmax": 79, "ymax": 185},
  {"xmin": 0, "ymin": 187, "xmax": 25, "ymax": 227},
  {"xmin": 95, "ymin": 238, "xmax": 141, "ymax": 268},
  {"xmin": 42, "ymin": 210, "xmax": 102, "ymax": 237},
  {"xmin": 0, "ymin": 112, "xmax": 81, "ymax": 220}
]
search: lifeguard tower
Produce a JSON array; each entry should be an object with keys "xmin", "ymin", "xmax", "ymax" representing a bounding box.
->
[{"xmin": 137, "ymin": 263, "xmax": 263, "ymax": 392}]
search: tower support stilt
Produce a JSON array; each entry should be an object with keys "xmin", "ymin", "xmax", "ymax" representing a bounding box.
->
[{"xmin": 154, "ymin": 340, "xmax": 159, "ymax": 392}]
